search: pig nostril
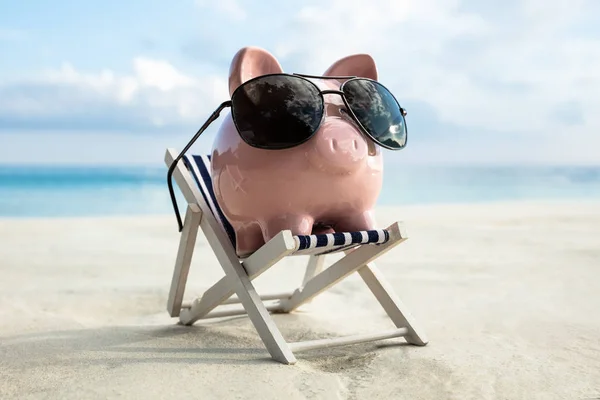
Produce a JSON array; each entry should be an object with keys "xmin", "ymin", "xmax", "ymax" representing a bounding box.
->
[
  {"xmin": 331, "ymin": 139, "xmax": 338, "ymax": 152},
  {"xmin": 352, "ymin": 140, "xmax": 358, "ymax": 150}
]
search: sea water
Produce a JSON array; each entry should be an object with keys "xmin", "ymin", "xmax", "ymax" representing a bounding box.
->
[{"xmin": 0, "ymin": 164, "xmax": 599, "ymax": 217}]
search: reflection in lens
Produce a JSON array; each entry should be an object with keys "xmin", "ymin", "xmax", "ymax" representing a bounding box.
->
[
  {"xmin": 231, "ymin": 75, "xmax": 323, "ymax": 149},
  {"xmin": 342, "ymin": 79, "xmax": 407, "ymax": 150}
]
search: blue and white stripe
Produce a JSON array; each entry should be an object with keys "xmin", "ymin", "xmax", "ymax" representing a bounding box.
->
[
  {"xmin": 183, "ymin": 154, "xmax": 238, "ymax": 247},
  {"xmin": 293, "ymin": 229, "xmax": 389, "ymax": 252}
]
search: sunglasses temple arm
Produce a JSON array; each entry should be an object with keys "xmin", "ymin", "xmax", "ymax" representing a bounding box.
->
[{"xmin": 167, "ymin": 100, "xmax": 232, "ymax": 232}]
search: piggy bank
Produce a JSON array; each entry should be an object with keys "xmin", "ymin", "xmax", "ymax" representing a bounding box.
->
[{"xmin": 211, "ymin": 46, "xmax": 402, "ymax": 257}]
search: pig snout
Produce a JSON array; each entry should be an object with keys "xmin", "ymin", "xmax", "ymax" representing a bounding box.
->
[{"xmin": 307, "ymin": 118, "xmax": 369, "ymax": 174}]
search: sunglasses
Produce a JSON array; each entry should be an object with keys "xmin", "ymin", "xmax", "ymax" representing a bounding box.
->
[{"xmin": 168, "ymin": 73, "xmax": 408, "ymax": 231}]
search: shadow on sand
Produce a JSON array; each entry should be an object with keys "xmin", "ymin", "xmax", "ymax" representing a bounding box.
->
[{"xmin": 0, "ymin": 315, "xmax": 412, "ymax": 369}]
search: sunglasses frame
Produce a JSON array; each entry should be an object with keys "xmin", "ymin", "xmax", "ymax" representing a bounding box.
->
[
  {"xmin": 167, "ymin": 73, "xmax": 408, "ymax": 231},
  {"xmin": 230, "ymin": 72, "xmax": 408, "ymax": 151}
]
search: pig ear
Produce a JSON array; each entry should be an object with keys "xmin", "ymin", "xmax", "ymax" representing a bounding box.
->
[
  {"xmin": 228, "ymin": 46, "xmax": 284, "ymax": 96},
  {"xmin": 323, "ymin": 54, "xmax": 378, "ymax": 80}
]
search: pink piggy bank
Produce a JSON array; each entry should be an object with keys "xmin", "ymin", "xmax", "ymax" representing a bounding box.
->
[{"xmin": 211, "ymin": 46, "xmax": 407, "ymax": 257}]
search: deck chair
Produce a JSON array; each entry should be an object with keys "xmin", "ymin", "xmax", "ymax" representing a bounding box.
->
[{"xmin": 164, "ymin": 148, "xmax": 428, "ymax": 364}]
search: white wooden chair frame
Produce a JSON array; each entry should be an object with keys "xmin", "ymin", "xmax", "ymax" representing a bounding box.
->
[{"xmin": 164, "ymin": 148, "xmax": 428, "ymax": 364}]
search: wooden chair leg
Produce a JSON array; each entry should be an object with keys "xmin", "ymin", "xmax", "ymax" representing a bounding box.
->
[
  {"xmin": 281, "ymin": 224, "xmax": 406, "ymax": 313},
  {"xmin": 358, "ymin": 264, "xmax": 428, "ymax": 345},
  {"xmin": 179, "ymin": 230, "xmax": 296, "ymax": 325},
  {"xmin": 167, "ymin": 204, "xmax": 202, "ymax": 317},
  {"xmin": 299, "ymin": 255, "xmax": 325, "ymax": 306},
  {"xmin": 302, "ymin": 255, "xmax": 325, "ymax": 285},
  {"xmin": 220, "ymin": 254, "xmax": 297, "ymax": 364}
]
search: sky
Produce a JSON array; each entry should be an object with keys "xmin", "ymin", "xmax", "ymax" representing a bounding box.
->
[{"xmin": 0, "ymin": 0, "xmax": 599, "ymax": 166}]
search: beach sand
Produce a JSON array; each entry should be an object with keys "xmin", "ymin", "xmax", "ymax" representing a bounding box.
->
[{"xmin": 1, "ymin": 201, "xmax": 599, "ymax": 399}]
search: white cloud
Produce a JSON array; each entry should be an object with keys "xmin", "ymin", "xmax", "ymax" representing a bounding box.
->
[
  {"xmin": 1, "ymin": 0, "xmax": 599, "ymax": 165},
  {"xmin": 132, "ymin": 58, "xmax": 196, "ymax": 91},
  {"xmin": 271, "ymin": 0, "xmax": 600, "ymax": 138},
  {"xmin": 0, "ymin": 57, "xmax": 229, "ymax": 129}
]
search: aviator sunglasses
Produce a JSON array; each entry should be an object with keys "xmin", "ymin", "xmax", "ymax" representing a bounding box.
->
[{"xmin": 168, "ymin": 73, "xmax": 409, "ymax": 231}]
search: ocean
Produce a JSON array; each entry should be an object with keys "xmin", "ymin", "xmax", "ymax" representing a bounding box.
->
[{"xmin": 0, "ymin": 164, "xmax": 599, "ymax": 218}]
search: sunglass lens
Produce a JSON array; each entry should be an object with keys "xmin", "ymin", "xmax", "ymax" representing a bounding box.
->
[
  {"xmin": 342, "ymin": 79, "xmax": 407, "ymax": 150},
  {"xmin": 231, "ymin": 75, "xmax": 323, "ymax": 149}
]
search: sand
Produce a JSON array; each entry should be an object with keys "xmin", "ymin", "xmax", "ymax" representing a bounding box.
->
[{"xmin": 0, "ymin": 201, "xmax": 599, "ymax": 399}]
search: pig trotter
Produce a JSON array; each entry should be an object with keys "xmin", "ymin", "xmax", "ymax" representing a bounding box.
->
[
  {"xmin": 335, "ymin": 210, "xmax": 377, "ymax": 232},
  {"xmin": 261, "ymin": 214, "xmax": 314, "ymax": 243},
  {"xmin": 233, "ymin": 220, "xmax": 265, "ymax": 257}
]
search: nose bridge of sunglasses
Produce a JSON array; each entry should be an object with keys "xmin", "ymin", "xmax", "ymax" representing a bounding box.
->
[
  {"xmin": 319, "ymin": 78, "xmax": 342, "ymax": 92},
  {"xmin": 321, "ymin": 89, "xmax": 345, "ymax": 111},
  {"xmin": 323, "ymin": 99, "xmax": 347, "ymax": 118},
  {"xmin": 308, "ymin": 80, "xmax": 344, "ymax": 113}
]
